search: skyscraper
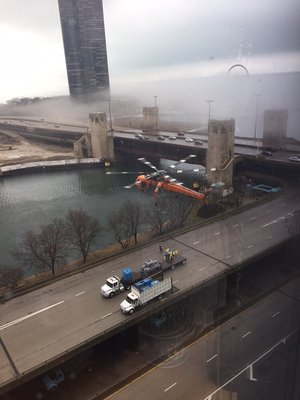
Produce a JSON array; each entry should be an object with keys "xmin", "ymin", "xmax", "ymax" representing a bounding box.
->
[{"xmin": 58, "ymin": 0, "xmax": 110, "ymax": 99}]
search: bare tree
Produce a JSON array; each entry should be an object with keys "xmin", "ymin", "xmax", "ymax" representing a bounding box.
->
[
  {"xmin": 118, "ymin": 200, "xmax": 142, "ymax": 245},
  {"xmin": 14, "ymin": 219, "xmax": 67, "ymax": 275},
  {"xmin": 145, "ymin": 197, "xmax": 169, "ymax": 234},
  {"xmin": 66, "ymin": 208, "xmax": 102, "ymax": 263},
  {"xmin": 173, "ymin": 194, "xmax": 195, "ymax": 227},
  {"xmin": 107, "ymin": 212, "xmax": 131, "ymax": 249},
  {"xmin": 0, "ymin": 266, "xmax": 23, "ymax": 289}
]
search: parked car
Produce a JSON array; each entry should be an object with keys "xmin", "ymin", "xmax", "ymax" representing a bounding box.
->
[
  {"xmin": 157, "ymin": 135, "xmax": 165, "ymax": 140},
  {"xmin": 194, "ymin": 140, "xmax": 203, "ymax": 145},
  {"xmin": 177, "ymin": 132, "xmax": 185, "ymax": 136},
  {"xmin": 289, "ymin": 156, "xmax": 300, "ymax": 162},
  {"xmin": 260, "ymin": 151, "xmax": 273, "ymax": 156},
  {"xmin": 185, "ymin": 137, "xmax": 194, "ymax": 142},
  {"xmin": 169, "ymin": 136, "xmax": 177, "ymax": 140}
]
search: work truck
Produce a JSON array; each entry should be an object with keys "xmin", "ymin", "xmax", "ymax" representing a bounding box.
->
[
  {"xmin": 101, "ymin": 252, "xmax": 186, "ymax": 298},
  {"xmin": 120, "ymin": 276, "xmax": 173, "ymax": 314}
]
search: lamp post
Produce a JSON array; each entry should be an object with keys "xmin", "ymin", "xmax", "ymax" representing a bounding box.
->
[
  {"xmin": 108, "ymin": 99, "xmax": 113, "ymax": 131},
  {"xmin": 154, "ymin": 95, "xmax": 158, "ymax": 130},
  {"xmin": 206, "ymin": 100, "xmax": 213, "ymax": 125},
  {"xmin": 254, "ymin": 94, "xmax": 260, "ymax": 141}
]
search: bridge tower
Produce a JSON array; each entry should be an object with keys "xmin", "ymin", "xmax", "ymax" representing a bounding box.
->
[
  {"xmin": 143, "ymin": 106, "xmax": 159, "ymax": 131},
  {"xmin": 206, "ymin": 119, "xmax": 235, "ymax": 187},
  {"xmin": 263, "ymin": 109, "xmax": 288, "ymax": 150},
  {"xmin": 89, "ymin": 112, "xmax": 114, "ymax": 160}
]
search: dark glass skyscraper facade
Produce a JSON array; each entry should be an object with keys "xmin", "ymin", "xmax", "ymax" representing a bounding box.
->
[{"xmin": 58, "ymin": 0, "xmax": 110, "ymax": 99}]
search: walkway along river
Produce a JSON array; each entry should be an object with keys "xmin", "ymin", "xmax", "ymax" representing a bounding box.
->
[{"xmin": 0, "ymin": 157, "xmax": 205, "ymax": 275}]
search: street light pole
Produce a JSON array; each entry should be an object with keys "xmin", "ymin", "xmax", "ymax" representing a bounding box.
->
[
  {"xmin": 254, "ymin": 94, "xmax": 260, "ymax": 141},
  {"xmin": 108, "ymin": 99, "xmax": 113, "ymax": 131},
  {"xmin": 206, "ymin": 100, "xmax": 213, "ymax": 124},
  {"xmin": 154, "ymin": 95, "xmax": 158, "ymax": 131}
]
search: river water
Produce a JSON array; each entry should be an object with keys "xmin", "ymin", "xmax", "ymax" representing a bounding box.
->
[{"xmin": 0, "ymin": 158, "xmax": 205, "ymax": 275}]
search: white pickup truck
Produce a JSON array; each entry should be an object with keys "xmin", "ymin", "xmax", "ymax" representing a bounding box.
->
[{"xmin": 120, "ymin": 277, "xmax": 172, "ymax": 314}]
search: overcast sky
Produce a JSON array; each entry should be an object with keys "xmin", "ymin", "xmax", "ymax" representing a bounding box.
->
[{"xmin": 0, "ymin": 0, "xmax": 300, "ymax": 103}]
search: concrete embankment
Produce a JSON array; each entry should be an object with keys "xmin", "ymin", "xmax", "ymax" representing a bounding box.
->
[{"xmin": 0, "ymin": 158, "xmax": 107, "ymax": 176}]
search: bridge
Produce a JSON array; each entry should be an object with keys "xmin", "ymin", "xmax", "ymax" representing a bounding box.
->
[{"xmin": 1, "ymin": 118, "xmax": 300, "ymax": 169}]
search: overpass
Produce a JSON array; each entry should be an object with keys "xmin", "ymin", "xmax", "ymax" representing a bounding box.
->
[
  {"xmin": 0, "ymin": 182, "xmax": 299, "ymax": 395},
  {"xmin": 1, "ymin": 117, "xmax": 300, "ymax": 168}
]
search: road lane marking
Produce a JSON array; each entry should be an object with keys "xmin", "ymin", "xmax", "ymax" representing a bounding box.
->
[
  {"xmin": 247, "ymin": 245, "xmax": 253, "ymax": 249},
  {"xmin": 267, "ymin": 236, "xmax": 272, "ymax": 239},
  {"xmin": 214, "ymin": 232, "xmax": 220, "ymax": 236},
  {"xmin": 164, "ymin": 382, "xmax": 177, "ymax": 392},
  {"xmin": 198, "ymin": 267, "xmax": 207, "ymax": 272},
  {"xmin": 250, "ymin": 217, "xmax": 256, "ymax": 220},
  {"xmin": 272, "ymin": 311, "xmax": 280, "ymax": 318},
  {"xmin": 206, "ymin": 354, "xmax": 218, "ymax": 363},
  {"xmin": 173, "ymin": 280, "xmax": 179, "ymax": 284},
  {"xmin": 263, "ymin": 211, "xmax": 296, "ymax": 228},
  {"xmin": 193, "ymin": 240, "xmax": 199, "ymax": 245},
  {"xmin": 75, "ymin": 291, "xmax": 85, "ymax": 296},
  {"xmin": 267, "ymin": 210, "xmax": 271, "ymax": 213},
  {"xmin": 225, "ymin": 255, "xmax": 232, "ymax": 259},
  {"xmin": 203, "ymin": 332, "xmax": 295, "ymax": 400},
  {"xmin": 101, "ymin": 313, "xmax": 112, "ymax": 320},
  {"xmin": 0, "ymin": 301, "xmax": 64, "ymax": 331},
  {"xmin": 233, "ymin": 224, "xmax": 239, "ymax": 228},
  {"xmin": 242, "ymin": 331, "xmax": 252, "ymax": 338}
]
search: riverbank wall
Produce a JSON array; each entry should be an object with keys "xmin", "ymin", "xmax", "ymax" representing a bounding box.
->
[{"xmin": 0, "ymin": 158, "xmax": 110, "ymax": 176}]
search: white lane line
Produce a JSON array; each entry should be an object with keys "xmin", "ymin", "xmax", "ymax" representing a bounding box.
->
[
  {"xmin": 272, "ymin": 311, "xmax": 280, "ymax": 318},
  {"xmin": 193, "ymin": 240, "xmax": 199, "ymax": 245},
  {"xmin": 250, "ymin": 217, "xmax": 256, "ymax": 220},
  {"xmin": 242, "ymin": 331, "xmax": 252, "ymax": 338},
  {"xmin": 203, "ymin": 332, "xmax": 295, "ymax": 400},
  {"xmin": 0, "ymin": 301, "xmax": 65, "ymax": 331},
  {"xmin": 267, "ymin": 210, "xmax": 271, "ymax": 213},
  {"xmin": 247, "ymin": 245, "xmax": 253, "ymax": 249},
  {"xmin": 164, "ymin": 382, "xmax": 177, "ymax": 392},
  {"xmin": 75, "ymin": 291, "xmax": 85, "ymax": 297},
  {"xmin": 173, "ymin": 280, "xmax": 179, "ymax": 284},
  {"xmin": 214, "ymin": 232, "xmax": 220, "ymax": 236},
  {"xmin": 233, "ymin": 224, "xmax": 239, "ymax": 228},
  {"xmin": 206, "ymin": 354, "xmax": 218, "ymax": 363},
  {"xmin": 224, "ymin": 255, "xmax": 232, "ymax": 259},
  {"xmin": 263, "ymin": 211, "xmax": 296, "ymax": 228},
  {"xmin": 267, "ymin": 236, "xmax": 272, "ymax": 240},
  {"xmin": 101, "ymin": 313, "xmax": 112, "ymax": 320},
  {"xmin": 198, "ymin": 267, "xmax": 207, "ymax": 272}
]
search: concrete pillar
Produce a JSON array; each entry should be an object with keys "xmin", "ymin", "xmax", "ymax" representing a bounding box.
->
[
  {"xmin": 89, "ymin": 112, "xmax": 114, "ymax": 160},
  {"xmin": 206, "ymin": 119, "xmax": 235, "ymax": 186},
  {"xmin": 143, "ymin": 106, "xmax": 159, "ymax": 131},
  {"xmin": 73, "ymin": 141, "xmax": 84, "ymax": 158}
]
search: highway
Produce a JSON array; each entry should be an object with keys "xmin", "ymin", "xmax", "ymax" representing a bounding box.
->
[
  {"xmin": 107, "ymin": 276, "xmax": 300, "ymax": 400},
  {"xmin": 0, "ymin": 182, "xmax": 299, "ymax": 393}
]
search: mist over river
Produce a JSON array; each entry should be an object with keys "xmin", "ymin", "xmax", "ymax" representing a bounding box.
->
[{"xmin": 0, "ymin": 158, "xmax": 204, "ymax": 275}]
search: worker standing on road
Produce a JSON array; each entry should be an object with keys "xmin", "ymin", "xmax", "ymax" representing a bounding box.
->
[{"xmin": 159, "ymin": 244, "xmax": 163, "ymax": 253}]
